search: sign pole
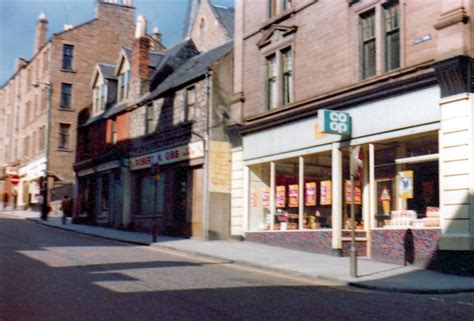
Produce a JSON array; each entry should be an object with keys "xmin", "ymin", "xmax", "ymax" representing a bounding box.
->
[{"xmin": 350, "ymin": 145, "xmax": 358, "ymax": 278}]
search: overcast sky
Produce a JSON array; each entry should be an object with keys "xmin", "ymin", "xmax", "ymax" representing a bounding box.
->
[{"xmin": 0, "ymin": 0, "xmax": 234, "ymax": 85}]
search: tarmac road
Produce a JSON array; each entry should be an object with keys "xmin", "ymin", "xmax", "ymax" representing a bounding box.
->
[{"xmin": 1, "ymin": 214, "xmax": 474, "ymax": 321}]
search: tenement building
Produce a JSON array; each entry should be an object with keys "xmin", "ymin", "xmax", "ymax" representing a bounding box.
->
[
  {"xmin": 0, "ymin": 0, "xmax": 136, "ymax": 211},
  {"xmin": 74, "ymin": 0, "xmax": 234, "ymax": 239},
  {"xmin": 231, "ymin": 0, "xmax": 474, "ymax": 273}
]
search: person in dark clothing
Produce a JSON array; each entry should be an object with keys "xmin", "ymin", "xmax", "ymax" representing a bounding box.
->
[
  {"xmin": 2, "ymin": 193, "xmax": 8, "ymax": 209},
  {"xmin": 60, "ymin": 195, "xmax": 73, "ymax": 225}
]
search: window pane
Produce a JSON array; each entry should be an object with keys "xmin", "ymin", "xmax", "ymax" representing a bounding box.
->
[
  {"xmin": 249, "ymin": 163, "xmax": 271, "ymax": 231},
  {"xmin": 59, "ymin": 124, "xmax": 70, "ymax": 149},
  {"xmin": 384, "ymin": 1, "xmax": 400, "ymax": 71},
  {"xmin": 61, "ymin": 83, "xmax": 72, "ymax": 108},
  {"xmin": 275, "ymin": 158, "xmax": 299, "ymax": 230},
  {"xmin": 304, "ymin": 152, "xmax": 332, "ymax": 229},
  {"xmin": 267, "ymin": 55, "xmax": 277, "ymax": 109},
  {"xmin": 361, "ymin": 10, "xmax": 376, "ymax": 79},
  {"xmin": 62, "ymin": 45, "xmax": 74, "ymax": 70},
  {"xmin": 282, "ymin": 49, "xmax": 293, "ymax": 105}
]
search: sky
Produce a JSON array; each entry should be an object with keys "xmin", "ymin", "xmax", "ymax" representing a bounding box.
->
[{"xmin": 0, "ymin": 0, "xmax": 234, "ymax": 86}]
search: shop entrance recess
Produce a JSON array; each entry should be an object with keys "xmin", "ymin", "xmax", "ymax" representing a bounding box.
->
[{"xmin": 172, "ymin": 168, "xmax": 190, "ymax": 237}]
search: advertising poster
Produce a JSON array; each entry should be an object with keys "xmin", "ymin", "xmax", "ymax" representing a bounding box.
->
[
  {"xmin": 305, "ymin": 182, "xmax": 317, "ymax": 206},
  {"xmin": 345, "ymin": 180, "xmax": 362, "ymax": 205},
  {"xmin": 276, "ymin": 186, "xmax": 286, "ymax": 208},
  {"xmin": 288, "ymin": 184, "xmax": 299, "ymax": 207},
  {"xmin": 262, "ymin": 188, "xmax": 270, "ymax": 207},
  {"xmin": 250, "ymin": 189, "xmax": 258, "ymax": 208},
  {"xmin": 320, "ymin": 180, "xmax": 332, "ymax": 205},
  {"xmin": 399, "ymin": 170, "xmax": 414, "ymax": 199}
]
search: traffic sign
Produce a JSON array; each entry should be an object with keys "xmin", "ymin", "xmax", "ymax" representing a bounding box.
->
[{"xmin": 10, "ymin": 175, "xmax": 20, "ymax": 185}]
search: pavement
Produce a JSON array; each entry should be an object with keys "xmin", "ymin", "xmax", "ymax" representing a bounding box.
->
[{"xmin": 3, "ymin": 209, "xmax": 474, "ymax": 295}]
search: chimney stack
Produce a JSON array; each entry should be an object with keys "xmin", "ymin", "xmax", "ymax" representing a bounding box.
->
[
  {"xmin": 34, "ymin": 12, "xmax": 48, "ymax": 55},
  {"xmin": 152, "ymin": 26, "xmax": 162, "ymax": 44},
  {"xmin": 131, "ymin": 15, "xmax": 151, "ymax": 98}
]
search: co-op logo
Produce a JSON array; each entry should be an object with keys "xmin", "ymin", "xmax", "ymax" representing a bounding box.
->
[{"xmin": 328, "ymin": 111, "xmax": 350, "ymax": 135}]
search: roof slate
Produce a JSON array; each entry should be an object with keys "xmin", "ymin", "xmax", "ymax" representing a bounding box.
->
[{"xmin": 98, "ymin": 63, "xmax": 117, "ymax": 80}]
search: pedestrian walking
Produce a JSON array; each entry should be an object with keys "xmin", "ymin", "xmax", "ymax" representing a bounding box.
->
[
  {"xmin": 60, "ymin": 195, "xmax": 73, "ymax": 225},
  {"xmin": 2, "ymin": 193, "xmax": 8, "ymax": 209}
]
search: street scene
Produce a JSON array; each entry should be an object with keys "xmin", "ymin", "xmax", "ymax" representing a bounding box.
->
[{"xmin": 2, "ymin": 0, "xmax": 474, "ymax": 319}]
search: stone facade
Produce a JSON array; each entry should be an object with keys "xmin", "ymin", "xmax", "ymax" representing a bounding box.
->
[{"xmin": 0, "ymin": 0, "xmax": 135, "ymax": 210}]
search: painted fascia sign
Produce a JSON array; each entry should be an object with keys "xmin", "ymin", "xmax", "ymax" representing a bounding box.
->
[
  {"xmin": 318, "ymin": 109, "xmax": 351, "ymax": 137},
  {"xmin": 129, "ymin": 141, "xmax": 204, "ymax": 171}
]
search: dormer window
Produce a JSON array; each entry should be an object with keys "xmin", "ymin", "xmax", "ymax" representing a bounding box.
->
[
  {"xmin": 118, "ymin": 70, "xmax": 131, "ymax": 101},
  {"xmin": 93, "ymin": 82, "xmax": 107, "ymax": 114}
]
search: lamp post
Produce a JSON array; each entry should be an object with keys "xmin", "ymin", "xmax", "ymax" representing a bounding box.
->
[{"xmin": 33, "ymin": 82, "xmax": 52, "ymax": 220}]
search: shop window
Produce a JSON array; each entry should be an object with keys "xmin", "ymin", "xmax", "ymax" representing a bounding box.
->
[
  {"xmin": 303, "ymin": 153, "xmax": 332, "ymax": 229},
  {"xmin": 136, "ymin": 169, "xmax": 166, "ymax": 216},
  {"xmin": 342, "ymin": 148, "xmax": 364, "ymax": 230},
  {"xmin": 101, "ymin": 174, "xmax": 110, "ymax": 212},
  {"xmin": 249, "ymin": 163, "xmax": 271, "ymax": 231},
  {"xmin": 275, "ymin": 157, "xmax": 299, "ymax": 230},
  {"xmin": 373, "ymin": 133, "xmax": 439, "ymax": 229}
]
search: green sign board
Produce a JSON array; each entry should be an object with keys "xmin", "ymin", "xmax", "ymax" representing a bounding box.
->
[{"xmin": 319, "ymin": 109, "xmax": 351, "ymax": 136}]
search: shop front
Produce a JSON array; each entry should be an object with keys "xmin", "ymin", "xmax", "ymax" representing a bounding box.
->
[
  {"xmin": 18, "ymin": 157, "xmax": 46, "ymax": 210},
  {"xmin": 242, "ymin": 86, "xmax": 442, "ymax": 265},
  {"xmin": 129, "ymin": 141, "xmax": 205, "ymax": 238}
]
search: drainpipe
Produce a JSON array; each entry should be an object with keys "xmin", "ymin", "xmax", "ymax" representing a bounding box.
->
[{"xmin": 202, "ymin": 69, "xmax": 211, "ymax": 240}]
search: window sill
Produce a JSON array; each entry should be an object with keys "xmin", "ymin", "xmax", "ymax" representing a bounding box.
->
[
  {"xmin": 58, "ymin": 107, "xmax": 74, "ymax": 112},
  {"xmin": 57, "ymin": 148, "xmax": 73, "ymax": 153},
  {"xmin": 61, "ymin": 68, "xmax": 76, "ymax": 73}
]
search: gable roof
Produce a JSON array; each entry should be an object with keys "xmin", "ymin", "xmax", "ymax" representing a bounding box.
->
[
  {"xmin": 141, "ymin": 40, "xmax": 232, "ymax": 104},
  {"xmin": 210, "ymin": 4, "xmax": 234, "ymax": 38}
]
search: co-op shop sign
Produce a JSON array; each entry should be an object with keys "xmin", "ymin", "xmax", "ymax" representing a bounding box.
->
[{"xmin": 319, "ymin": 109, "xmax": 351, "ymax": 136}]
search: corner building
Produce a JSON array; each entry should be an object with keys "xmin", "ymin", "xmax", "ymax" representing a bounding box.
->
[{"xmin": 231, "ymin": 0, "xmax": 474, "ymax": 272}]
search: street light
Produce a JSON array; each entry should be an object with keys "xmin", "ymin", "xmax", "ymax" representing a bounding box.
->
[{"xmin": 33, "ymin": 81, "xmax": 52, "ymax": 220}]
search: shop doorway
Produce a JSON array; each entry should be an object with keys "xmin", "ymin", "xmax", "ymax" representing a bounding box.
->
[{"xmin": 170, "ymin": 168, "xmax": 190, "ymax": 237}]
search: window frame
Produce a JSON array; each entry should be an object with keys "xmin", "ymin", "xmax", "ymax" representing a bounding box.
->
[
  {"xmin": 281, "ymin": 47, "xmax": 293, "ymax": 106},
  {"xmin": 383, "ymin": 0, "xmax": 400, "ymax": 72},
  {"xmin": 111, "ymin": 118, "xmax": 117, "ymax": 144},
  {"xmin": 145, "ymin": 103, "xmax": 154, "ymax": 135},
  {"xmin": 184, "ymin": 86, "xmax": 196, "ymax": 122},
  {"xmin": 360, "ymin": 9, "xmax": 376, "ymax": 79},
  {"xmin": 58, "ymin": 123, "xmax": 71, "ymax": 150},
  {"xmin": 60, "ymin": 83, "xmax": 73, "ymax": 109},
  {"xmin": 62, "ymin": 44, "xmax": 74, "ymax": 70}
]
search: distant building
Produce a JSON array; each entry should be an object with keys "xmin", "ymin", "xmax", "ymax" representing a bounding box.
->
[
  {"xmin": 0, "ymin": 0, "xmax": 136, "ymax": 211},
  {"xmin": 231, "ymin": 0, "xmax": 474, "ymax": 272}
]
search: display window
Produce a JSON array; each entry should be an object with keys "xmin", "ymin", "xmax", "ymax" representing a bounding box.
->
[
  {"xmin": 303, "ymin": 153, "xmax": 332, "ymax": 229},
  {"xmin": 249, "ymin": 163, "xmax": 271, "ymax": 231},
  {"xmin": 373, "ymin": 132, "xmax": 439, "ymax": 229},
  {"xmin": 248, "ymin": 152, "xmax": 333, "ymax": 232},
  {"xmin": 342, "ymin": 148, "xmax": 364, "ymax": 230}
]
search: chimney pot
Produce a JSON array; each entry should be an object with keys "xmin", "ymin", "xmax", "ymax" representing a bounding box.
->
[{"xmin": 135, "ymin": 15, "xmax": 147, "ymax": 39}]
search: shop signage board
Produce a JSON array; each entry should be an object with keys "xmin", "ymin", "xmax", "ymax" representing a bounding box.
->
[
  {"xmin": 276, "ymin": 186, "xmax": 286, "ymax": 208},
  {"xmin": 399, "ymin": 170, "xmax": 414, "ymax": 199},
  {"xmin": 319, "ymin": 109, "xmax": 351, "ymax": 136},
  {"xmin": 288, "ymin": 184, "xmax": 299, "ymax": 207},
  {"xmin": 305, "ymin": 182, "xmax": 317, "ymax": 206},
  {"xmin": 129, "ymin": 141, "xmax": 204, "ymax": 171},
  {"xmin": 320, "ymin": 181, "xmax": 332, "ymax": 205}
]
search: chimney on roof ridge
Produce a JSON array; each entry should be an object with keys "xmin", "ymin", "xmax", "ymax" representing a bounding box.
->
[
  {"xmin": 152, "ymin": 26, "xmax": 162, "ymax": 44},
  {"xmin": 131, "ymin": 15, "xmax": 151, "ymax": 98},
  {"xmin": 34, "ymin": 12, "xmax": 48, "ymax": 55}
]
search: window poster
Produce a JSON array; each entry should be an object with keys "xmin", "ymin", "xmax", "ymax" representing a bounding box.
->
[
  {"xmin": 399, "ymin": 170, "xmax": 414, "ymax": 199},
  {"xmin": 262, "ymin": 188, "xmax": 270, "ymax": 207},
  {"xmin": 305, "ymin": 182, "xmax": 317, "ymax": 206},
  {"xmin": 251, "ymin": 189, "xmax": 258, "ymax": 208},
  {"xmin": 288, "ymin": 184, "xmax": 299, "ymax": 207},
  {"xmin": 276, "ymin": 185, "xmax": 286, "ymax": 208},
  {"xmin": 320, "ymin": 180, "xmax": 332, "ymax": 205},
  {"xmin": 345, "ymin": 180, "xmax": 362, "ymax": 205}
]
